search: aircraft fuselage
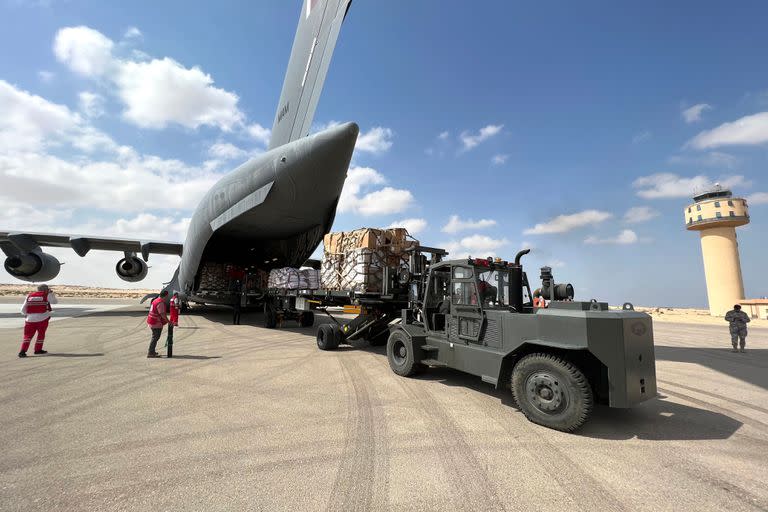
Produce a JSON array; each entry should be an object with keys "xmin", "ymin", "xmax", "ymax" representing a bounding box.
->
[{"xmin": 176, "ymin": 122, "xmax": 359, "ymax": 300}]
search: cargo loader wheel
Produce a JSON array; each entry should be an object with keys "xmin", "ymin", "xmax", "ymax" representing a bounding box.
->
[
  {"xmin": 299, "ymin": 311, "xmax": 315, "ymax": 328},
  {"xmin": 386, "ymin": 330, "xmax": 420, "ymax": 377},
  {"xmin": 317, "ymin": 324, "xmax": 340, "ymax": 351},
  {"xmin": 511, "ymin": 353, "xmax": 593, "ymax": 432}
]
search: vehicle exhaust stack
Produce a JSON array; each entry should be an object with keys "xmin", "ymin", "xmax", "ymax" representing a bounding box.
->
[{"xmin": 509, "ymin": 249, "xmax": 530, "ymax": 312}]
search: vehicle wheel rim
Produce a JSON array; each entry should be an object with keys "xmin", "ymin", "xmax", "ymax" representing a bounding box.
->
[
  {"xmin": 392, "ymin": 340, "xmax": 407, "ymax": 366},
  {"xmin": 525, "ymin": 372, "xmax": 566, "ymax": 414}
]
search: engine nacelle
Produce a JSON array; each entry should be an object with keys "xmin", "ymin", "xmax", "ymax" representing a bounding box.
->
[
  {"xmin": 4, "ymin": 252, "xmax": 61, "ymax": 282},
  {"xmin": 116, "ymin": 256, "xmax": 149, "ymax": 282}
]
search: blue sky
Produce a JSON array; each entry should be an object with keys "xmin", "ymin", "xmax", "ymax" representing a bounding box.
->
[{"xmin": 1, "ymin": 0, "xmax": 767, "ymax": 307}]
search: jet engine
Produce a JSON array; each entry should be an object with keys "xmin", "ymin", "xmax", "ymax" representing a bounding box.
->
[
  {"xmin": 4, "ymin": 252, "xmax": 61, "ymax": 282},
  {"xmin": 116, "ymin": 256, "xmax": 149, "ymax": 282}
]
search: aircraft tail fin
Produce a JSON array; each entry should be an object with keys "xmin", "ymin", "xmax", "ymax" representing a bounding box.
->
[{"xmin": 268, "ymin": 0, "xmax": 353, "ymax": 150}]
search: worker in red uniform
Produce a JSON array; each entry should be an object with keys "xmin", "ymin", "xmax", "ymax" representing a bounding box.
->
[
  {"xmin": 146, "ymin": 290, "xmax": 169, "ymax": 358},
  {"xmin": 19, "ymin": 284, "xmax": 58, "ymax": 358},
  {"xmin": 169, "ymin": 292, "xmax": 181, "ymax": 327}
]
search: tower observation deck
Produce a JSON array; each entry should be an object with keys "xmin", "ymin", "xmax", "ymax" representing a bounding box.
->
[{"xmin": 685, "ymin": 184, "xmax": 750, "ymax": 316}]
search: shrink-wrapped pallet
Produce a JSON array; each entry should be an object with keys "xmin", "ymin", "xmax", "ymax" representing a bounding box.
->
[
  {"xmin": 268, "ymin": 268, "xmax": 303, "ymax": 289},
  {"xmin": 300, "ymin": 269, "xmax": 320, "ymax": 290},
  {"xmin": 321, "ymin": 228, "xmax": 418, "ymax": 292}
]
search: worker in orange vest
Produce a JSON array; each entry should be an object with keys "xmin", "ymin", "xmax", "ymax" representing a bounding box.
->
[
  {"xmin": 19, "ymin": 284, "xmax": 58, "ymax": 358},
  {"xmin": 146, "ymin": 290, "xmax": 169, "ymax": 358},
  {"xmin": 533, "ymin": 288, "xmax": 547, "ymax": 309}
]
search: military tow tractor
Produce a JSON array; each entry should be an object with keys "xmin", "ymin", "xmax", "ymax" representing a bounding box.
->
[{"xmin": 316, "ymin": 247, "xmax": 657, "ymax": 432}]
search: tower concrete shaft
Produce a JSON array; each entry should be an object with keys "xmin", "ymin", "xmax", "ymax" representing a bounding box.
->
[
  {"xmin": 698, "ymin": 227, "xmax": 745, "ymax": 316},
  {"xmin": 685, "ymin": 184, "xmax": 749, "ymax": 316}
]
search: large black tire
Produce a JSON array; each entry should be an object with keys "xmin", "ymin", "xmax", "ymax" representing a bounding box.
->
[
  {"xmin": 264, "ymin": 303, "xmax": 277, "ymax": 329},
  {"xmin": 386, "ymin": 330, "xmax": 420, "ymax": 377},
  {"xmin": 317, "ymin": 324, "xmax": 340, "ymax": 351},
  {"xmin": 299, "ymin": 311, "xmax": 315, "ymax": 328},
  {"xmin": 511, "ymin": 353, "xmax": 593, "ymax": 432}
]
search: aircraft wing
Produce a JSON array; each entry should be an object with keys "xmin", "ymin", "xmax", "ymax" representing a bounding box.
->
[
  {"xmin": 0, "ymin": 231, "xmax": 182, "ymax": 261},
  {"xmin": 268, "ymin": 0, "xmax": 354, "ymax": 150}
]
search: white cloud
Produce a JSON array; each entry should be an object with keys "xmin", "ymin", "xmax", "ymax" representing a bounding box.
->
[
  {"xmin": 37, "ymin": 70, "xmax": 55, "ymax": 83},
  {"xmin": 632, "ymin": 130, "xmax": 652, "ymax": 144},
  {"xmin": 115, "ymin": 58, "xmax": 242, "ymax": 130},
  {"xmin": 492, "ymin": 154, "xmax": 509, "ymax": 165},
  {"xmin": 623, "ymin": 206, "xmax": 660, "ymax": 224},
  {"xmin": 747, "ymin": 192, "xmax": 768, "ymax": 205},
  {"xmin": 207, "ymin": 142, "xmax": 246, "ymax": 160},
  {"xmin": 633, "ymin": 173, "xmax": 749, "ymax": 199},
  {"xmin": 585, "ymin": 229, "xmax": 639, "ymax": 245},
  {"xmin": 356, "ymin": 187, "xmax": 414, "ymax": 216},
  {"xmin": 443, "ymin": 234, "xmax": 509, "ymax": 259},
  {"xmin": 524, "ymin": 210, "xmax": 612, "ymax": 235},
  {"xmin": 0, "ymin": 80, "xmax": 218, "ymax": 213},
  {"xmin": 682, "ymin": 103, "xmax": 711, "ymax": 123},
  {"xmin": 338, "ymin": 166, "xmax": 413, "ymax": 216},
  {"xmin": 78, "ymin": 91, "xmax": 105, "ymax": 118},
  {"xmin": 460, "ymin": 124, "xmax": 503, "ymax": 151},
  {"xmin": 0, "ymin": 79, "xmax": 83, "ymax": 152},
  {"xmin": 54, "ymin": 25, "xmax": 244, "ymax": 132},
  {"xmin": 355, "ymin": 126, "xmax": 394, "ymax": 154},
  {"xmin": 438, "ymin": 131, "xmax": 449, "ymax": 140},
  {"xmin": 388, "ymin": 218, "xmax": 427, "ymax": 235},
  {"xmin": 687, "ymin": 112, "xmax": 768, "ymax": 149},
  {"xmin": 246, "ymin": 123, "xmax": 271, "ymax": 145},
  {"xmin": 123, "ymin": 26, "xmax": 142, "ymax": 40},
  {"xmin": 54, "ymin": 26, "xmax": 115, "ymax": 77},
  {"xmin": 442, "ymin": 215, "xmax": 496, "ymax": 234}
]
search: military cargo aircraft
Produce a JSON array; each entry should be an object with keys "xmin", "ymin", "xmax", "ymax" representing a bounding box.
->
[{"xmin": 0, "ymin": 0, "xmax": 357, "ymax": 305}]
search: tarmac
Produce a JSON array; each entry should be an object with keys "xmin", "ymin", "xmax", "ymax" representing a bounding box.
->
[{"xmin": 1, "ymin": 297, "xmax": 767, "ymax": 511}]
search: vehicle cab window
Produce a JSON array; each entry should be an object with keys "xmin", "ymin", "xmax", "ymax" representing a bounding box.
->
[
  {"xmin": 453, "ymin": 281, "xmax": 478, "ymax": 305},
  {"xmin": 453, "ymin": 266, "xmax": 473, "ymax": 279},
  {"xmin": 477, "ymin": 269, "xmax": 511, "ymax": 308}
]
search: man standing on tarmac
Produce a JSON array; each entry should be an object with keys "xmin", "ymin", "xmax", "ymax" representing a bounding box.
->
[
  {"xmin": 18, "ymin": 284, "xmax": 57, "ymax": 358},
  {"xmin": 147, "ymin": 290, "xmax": 169, "ymax": 358},
  {"xmin": 725, "ymin": 304, "xmax": 750, "ymax": 353}
]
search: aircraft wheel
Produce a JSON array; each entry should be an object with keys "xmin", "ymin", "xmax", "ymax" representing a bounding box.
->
[
  {"xmin": 386, "ymin": 330, "xmax": 420, "ymax": 377},
  {"xmin": 299, "ymin": 311, "xmax": 315, "ymax": 328},
  {"xmin": 511, "ymin": 353, "xmax": 593, "ymax": 432},
  {"xmin": 317, "ymin": 324, "xmax": 340, "ymax": 351}
]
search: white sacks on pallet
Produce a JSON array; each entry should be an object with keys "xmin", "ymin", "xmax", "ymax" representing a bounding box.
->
[
  {"xmin": 268, "ymin": 267, "xmax": 320, "ymax": 290},
  {"xmin": 321, "ymin": 228, "xmax": 418, "ymax": 293},
  {"xmin": 301, "ymin": 268, "xmax": 320, "ymax": 290}
]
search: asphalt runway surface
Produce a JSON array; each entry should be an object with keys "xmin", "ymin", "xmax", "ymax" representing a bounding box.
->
[{"xmin": 1, "ymin": 299, "xmax": 767, "ymax": 511}]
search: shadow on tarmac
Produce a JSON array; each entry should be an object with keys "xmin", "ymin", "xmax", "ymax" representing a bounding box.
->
[
  {"xmin": 43, "ymin": 353, "xmax": 105, "ymax": 358},
  {"xmin": 166, "ymin": 355, "xmax": 222, "ymax": 360},
  {"xmin": 578, "ymin": 396, "xmax": 742, "ymax": 441},
  {"xmin": 656, "ymin": 346, "xmax": 768, "ymax": 391}
]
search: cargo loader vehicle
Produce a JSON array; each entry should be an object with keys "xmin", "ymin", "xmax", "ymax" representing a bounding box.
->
[{"xmin": 315, "ymin": 247, "xmax": 657, "ymax": 432}]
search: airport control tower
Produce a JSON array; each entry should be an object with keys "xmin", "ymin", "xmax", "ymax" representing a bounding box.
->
[{"xmin": 685, "ymin": 184, "xmax": 750, "ymax": 316}]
